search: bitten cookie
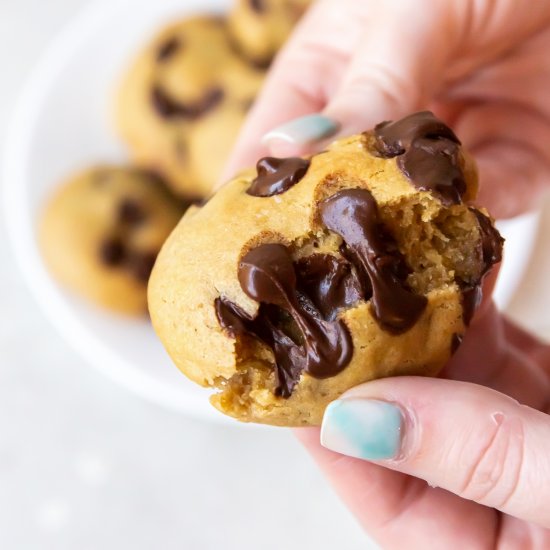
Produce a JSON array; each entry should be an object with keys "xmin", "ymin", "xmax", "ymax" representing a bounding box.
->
[
  {"xmin": 149, "ymin": 112, "xmax": 503, "ymax": 426},
  {"xmin": 40, "ymin": 166, "xmax": 186, "ymax": 316},
  {"xmin": 228, "ymin": 0, "xmax": 311, "ymax": 66},
  {"xmin": 116, "ymin": 16, "xmax": 265, "ymax": 199}
]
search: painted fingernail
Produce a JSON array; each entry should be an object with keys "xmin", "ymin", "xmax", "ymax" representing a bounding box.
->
[
  {"xmin": 261, "ymin": 114, "xmax": 340, "ymax": 147},
  {"xmin": 321, "ymin": 399, "xmax": 403, "ymax": 460}
]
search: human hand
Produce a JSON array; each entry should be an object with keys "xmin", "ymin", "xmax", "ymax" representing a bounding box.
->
[
  {"xmin": 298, "ymin": 293, "xmax": 550, "ymax": 548},
  {"xmin": 221, "ymin": 1, "xmax": 550, "ymax": 546},
  {"xmin": 223, "ymin": 0, "xmax": 550, "ymax": 219}
]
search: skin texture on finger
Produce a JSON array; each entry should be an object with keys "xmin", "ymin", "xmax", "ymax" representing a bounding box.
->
[
  {"xmin": 336, "ymin": 377, "xmax": 550, "ymax": 527},
  {"xmin": 296, "ymin": 427, "xmax": 500, "ymax": 549},
  {"xmin": 221, "ymin": 0, "xmax": 550, "ymax": 217},
  {"xmin": 442, "ymin": 302, "xmax": 550, "ymax": 411}
]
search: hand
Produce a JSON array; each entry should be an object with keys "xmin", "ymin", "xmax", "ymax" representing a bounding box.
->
[
  {"xmin": 223, "ymin": 0, "xmax": 550, "ymax": 219},
  {"xmin": 221, "ymin": 0, "xmax": 550, "ymax": 547},
  {"xmin": 299, "ymin": 297, "xmax": 550, "ymax": 548}
]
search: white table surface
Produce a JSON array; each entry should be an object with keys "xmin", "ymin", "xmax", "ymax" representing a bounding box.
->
[
  {"xmin": 2, "ymin": 2, "xmax": 550, "ymax": 550},
  {"xmin": 0, "ymin": 1, "xmax": 371, "ymax": 549}
]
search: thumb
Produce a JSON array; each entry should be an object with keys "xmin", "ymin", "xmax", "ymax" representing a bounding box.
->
[{"xmin": 320, "ymin": 376, "xmax": 550, "ymax": 528}]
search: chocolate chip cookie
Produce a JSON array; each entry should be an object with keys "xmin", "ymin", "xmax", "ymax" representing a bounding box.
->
[
  {"xmin": 116, "ymin": 16, "xmax": 265, "ymax": 199},
  {"xmin": 40, "ymin": 166, "xmax": 186, "ymax": 316},
  {"xmin": 228, "ymin": 0, "xmax": 311, "ymax": 66},
  {"xmin": 148, "ymin": 112, "xmax": 503, "ymax": 426}
]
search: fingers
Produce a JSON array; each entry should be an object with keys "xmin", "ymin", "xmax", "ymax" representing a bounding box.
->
[
  {"xmin": 222, "ymin": 0, "xmax": 451, "ymax": 181},
  {"xmin": 220, "ymin": 0, "xmax": 355, "ymax": 180},
  {"xmin": 442, "ymin": 301, "xmax": 550, "ymax": 411},
  {"xmin": 320, "ymin": 376, "xmax": 550, "ymax": 528},
  {"xmin": 451, "ymin": 102, "xmax": 550, "ymax": 218},
  {"xmin": 296, "ymin": 428, "xmax": 498, "ymax": 548}
]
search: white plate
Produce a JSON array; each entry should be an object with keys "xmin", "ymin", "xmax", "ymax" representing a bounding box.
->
[{"xmin": 2, "ymin": 0, "xmax": 540, "ymax": 423}]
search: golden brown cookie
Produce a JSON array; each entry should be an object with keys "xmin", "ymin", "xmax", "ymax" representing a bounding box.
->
[
  {"xmin": 116, "ymin": 16, "xmax": 265, "ymax": 199},
  {"xmin": 148, "ymin": 112, "xmax": 503, "ymax": 426},
  {"xmin": 228, "ymin": 0, "xmax": 311, "ymax": 66},
  {"xmin": 40, "ymin": 166, "xmax": 186, "ymax": 316}
]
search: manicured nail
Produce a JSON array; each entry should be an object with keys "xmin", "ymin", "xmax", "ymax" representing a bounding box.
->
[
  {"xmin": 261, "ymin": 114, "xmax": 340, "ymax": 147},
  {"xmin": 321, "ymin": 399, "xmax": 403, "ymax": 460}
]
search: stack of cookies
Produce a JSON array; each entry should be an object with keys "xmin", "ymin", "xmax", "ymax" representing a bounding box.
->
[{"xmin": 40, "ymin": 0, "xmax": 311, "ymax": 316}]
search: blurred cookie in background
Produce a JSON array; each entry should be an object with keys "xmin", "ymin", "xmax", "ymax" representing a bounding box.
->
[
  {"xmin": 40, "ymin": 166, "xmax": 187, "ymax": 316},
  {"xmin": 116, "ymin": 16, "xmax": 265, "ymax": 199},
  {"xmin": 228, "ymin": 0, "xmax": 311, "ymax": 67}
]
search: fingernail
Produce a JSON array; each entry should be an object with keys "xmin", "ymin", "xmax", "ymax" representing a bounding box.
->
[
  {"xmin": 261, "ymin": 114, "xmax": 340, "ymax": 147},
  {"xmin": 321, "ymin": 399, "xmax": 403, "ymax": 460}
]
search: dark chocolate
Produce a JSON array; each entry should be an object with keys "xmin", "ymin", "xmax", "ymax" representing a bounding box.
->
[
  {"xmin": 295, "ymin": 254, "xmax": 363, "ymax": 321},
  {"xmin": 118, "ymin": 199, "xmax": 147, "ymax": 226},
  {"xmin": 99, "ymin": 238, "xmax": 126, "ymax": 266},
  {"xmin": 216, "ymin": 244, "xmax": 352, "ymax": 397},
  {"xmin": 127, "ymin": 251, "xmax": 157, "ymax": 283},
  {"xmin": 247, "ymin": 157, "xmax": 310, "ymax": 197},
  {"xmin": 373, "ymin": 111, "xmax": 466, "ymax": 206},
  {"xmin": 151, "ymin": 86, "xmax": 224, "ymax": 120},
  {"xmin": 471, "ymin": 208, "xmax": 504, "ymax": 271},
  {"xmin": 157, "ymin": 37, "xmax": 181, "ymax": 61},
  {"xmin": 249, "ymin": 0, "xmax": 266, "ymax": 12},
  {"xmin": 461, "ymin": 285, "xmax": 482, "ymax": 326},
  {"xmin": 459, "ymin": 209, "xmax": 504, "ymax": 325},
  {"xmin": 320, "ymin": 188, "xmax": 427, "ymax": 333}
]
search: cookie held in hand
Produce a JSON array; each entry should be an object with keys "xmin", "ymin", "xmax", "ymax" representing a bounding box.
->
[{"xmin": 149, "ymin": 112, "xmax": 503, "ymax": 426}]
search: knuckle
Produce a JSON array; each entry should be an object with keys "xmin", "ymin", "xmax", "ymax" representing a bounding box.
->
[
  {"xmin": 345, "ymin": 66, "xmax": 423, "ymax": 112},
  {"xmin": 459, "ymin": 413, "xmax": 525, "ymax": 509}
]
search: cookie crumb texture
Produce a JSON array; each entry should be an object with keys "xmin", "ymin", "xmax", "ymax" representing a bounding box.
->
[
  {"xmin": 116, "ymin": 16, "xmax": 266, "ymax": 199},
  {"xmin": 149, "ymin": 112, "xmax": 503, "ymax": 426},
  {"xmin": 40, "ymin": 166, "xmax": 185, "ymax": 316}
]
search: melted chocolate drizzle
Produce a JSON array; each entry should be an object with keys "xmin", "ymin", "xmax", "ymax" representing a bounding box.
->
[
  {"xmin": 320, "ymin": 189, "xmax": 427, "ymax": 333},
  {"xmin": 295, "ymin": 254, "xmax": 363, "ymax": 322},
  {"xmin": 151, "ymin": 86, "xmax": 224, "ymax": 120},
  {"xmin": 373, "ymin": 111, "xmax": 466, "ymax": 206},
  {"xmin": 460, "ymin": 208, "xmax": 504, "ymax": 325},
  {"xmin": 216, "ymin": 244, "xmax": 353, "ymax": 397},
  {"xmin": 247, "ymin": 157, "xmax": 310, "ymax": 197}
]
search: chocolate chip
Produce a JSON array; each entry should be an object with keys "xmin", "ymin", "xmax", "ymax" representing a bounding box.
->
[
  {"xmin": 249, "ymin": 0, "xmax": 266, "ymax": 13},
  {"xmin": 295, "ymin": 254, "xmax": 363, "ymax": 321},
  {"xmin": 320, "ymin": 188, "xmax": 427, "ymax": 333},
  {"xmin": 216, "ymin": 244, "xmax": 353, "ymax": 397},
  {"xmin": 151, "ymin": 86, "xmax": 224, "ymax": 120},
  {"xmin": 373, "ymin": 111, "xmax": 466, "ymax": 206},
  {"xmin": 461, "ymin": 285, "xmax": 482, "ymax": 326},
  {"xmin": 99, "ymin": 238, "xmax": 126, "ymax": 266},
  {"xmin": 247, "ymin": 157, "xmax": 310, "ymax": 197},
  {"xmin": 128, "ymin": 251, "xmax": 157, "ymax": 283},
  {"xmin": 458, "ymin": 210, "xmax": 503, "ymax": 325},
  {"xmin": 117, "ymin": 199, "xmax": 147, "ymax": 226},
  {"xmin": 157, "ymin": 36, "xmax": 181, "ymax": 61}
]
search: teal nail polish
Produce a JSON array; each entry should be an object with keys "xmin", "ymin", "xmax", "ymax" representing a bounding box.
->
[
  {"xmin": 262, "ymin": 114, "xmax": 340, "ymax": 146},
  {"xmin": 321, "ymin": 399, "xmax": 403, "ymax": 460}
]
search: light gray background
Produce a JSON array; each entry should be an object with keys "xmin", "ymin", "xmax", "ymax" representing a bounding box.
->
[{"xmin": 0, "ymin": 1, "xmax": 369, "ymax": 549}]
